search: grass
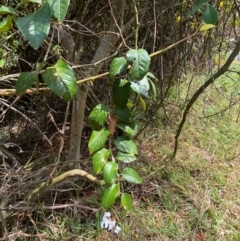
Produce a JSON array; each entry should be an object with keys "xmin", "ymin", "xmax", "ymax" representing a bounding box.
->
[{"xmin": 3, "ymin": 62, "xmax": 240, "ymax": 240}]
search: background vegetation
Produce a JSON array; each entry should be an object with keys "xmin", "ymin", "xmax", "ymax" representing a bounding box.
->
[{"xmin": 0, "ymin": 0, "xmax": 240, "ymax": 240}]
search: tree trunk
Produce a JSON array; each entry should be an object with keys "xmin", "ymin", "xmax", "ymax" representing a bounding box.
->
[{"xmin": 67, "ymin": 0, "xmax": 126, "ymax": 167}]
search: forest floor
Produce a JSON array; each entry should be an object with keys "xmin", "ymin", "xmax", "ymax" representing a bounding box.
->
[{"xmin": 1, "ymin": 62, "xmax": 240, "ymax": 241}]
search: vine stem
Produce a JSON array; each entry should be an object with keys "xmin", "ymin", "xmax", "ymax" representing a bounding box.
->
[{"xmin": 132, "ymin": 0, "xmax": 139, "ymax": 49}]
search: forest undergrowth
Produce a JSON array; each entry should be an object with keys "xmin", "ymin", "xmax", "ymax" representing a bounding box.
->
[{"xmin": 1, "ymin": 61, "xmax": 240, "ymax": 241}]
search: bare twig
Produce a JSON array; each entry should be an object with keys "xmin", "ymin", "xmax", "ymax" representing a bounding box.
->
[
  {"xmin": 0, "ymin": 99, "xmax": 52, "ymax": 146},
  {"xmin": 132, "ymin": 0, "xmax": 140, "ymax": 49},
  {"xmin": 172, "ymin": 40, "xmax": 240, "ymax": 158}
]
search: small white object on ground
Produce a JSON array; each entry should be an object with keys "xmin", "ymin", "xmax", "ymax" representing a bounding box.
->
[
  {"xmin": 100, "ymin": 212, "xmax": 121, "ymax": 235},
  {"xmin": 114, "ymin": 225, "xmax": 121, "ymax": 234}
]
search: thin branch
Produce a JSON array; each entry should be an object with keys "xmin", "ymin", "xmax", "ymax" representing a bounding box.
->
[
  {"xmin": 0, "ymin": 27, "xmax": 201, "ymax": 96},
  {"xmin": 0, "ymin": 99, "xmax": 52, "ymax": 146},
  {"xmin": 132, "ymin": 0, "xmax": 139, "ymax": 49},
  {"xmin": 29, "ymin": 169, "xmax": 105, "ymax": 201},
  {"xmin": 172, "ymin": 40, "xmax": 240, "ymax": 158}
]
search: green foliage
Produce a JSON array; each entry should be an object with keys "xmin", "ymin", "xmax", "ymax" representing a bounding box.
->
[
  {"xmin": 114, "ymin": 136, "xmax": 138, "ymax": 155},
  {"xmin": 188, "ymin": 1, "xmax": 218, "ymax": 26},
  {"xmin": 188, "ymin": 0, "xmax": 208, "ymax": 16},
  {"xmin": 102, "ymin": 184, "xmax": 120, "ymax": 209},
  {"xmin": 204, "ymin": 5, "xmax": 218, "ymax": 25},
  {"xmin": 0, "ymin": 15, "xmax": 13, "ymax": 32},
  {"xmin": 88, "ymin": 48, "xmax": 154, "ymax": 210},
  {"xmin": 16, "ymin": 3, "xmax": 51, "ymax": 49},
  {"xmin": 15, "ymin": 72, "xmax": 38, "ymax": 95},
  {"xmin": 130, "ymin": 76, "xmax": 150, "ymax": 97},
  {"xmin": 88, "ymin": 129, "xmax": 110, "ymax": 154},
  {"xmin": 108, "ymin": 57, "xmax": 128, "ymax": 83},
  {"xmin": 117, "ymin": 121, "xmax": 137, "ymax": 137},
  {"xmin": 47, "ymin": 0, "xmax": 70, "ymax": 22},
  {"xmin": 103, "ymin": 162, "xmax": 118, "ymax": 186},
  {"xmin": 122, "ymin": 167, "xmax": 142, "ymax": 184},
  {"xmin": 92, "ymin": 148, "xmax": 110, "ymax": 174},
  {"xmin": 126, "ymin": 49, "xmax": 151, "ymax": 81},
  {"xmin": 0, "ymin": 5, "xmax": 18, "ymax": 15},
  {"xmin": 88, "ymin": 104, "xmax": 110, "ymax": 130},
  {"xmin": 116, "ymin": 152, "xmax": 136, "ymax": 163},
  {"xmin": 121, "ymin": 193, "xmax": 132, "ymax": 211},
  {"xmin": 112, "ymin": 79, "xmax": 131, "ymax": 108},
  {"xmin": 42, "ymin": 59, "xmax": 77, "ymax": 101}
]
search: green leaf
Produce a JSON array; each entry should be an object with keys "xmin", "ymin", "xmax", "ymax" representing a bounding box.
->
[
  {"xmin": 109, "ymin": 57, "xmax": 128, "ymax": 83},
  {"xmin": 130, "ymin": 75, "xmax": 150, "ymax": 97},
  {"xmin": 114, "ymin": 136, "xmax": 138, "ymax": 155},
  {"xmin": 113, "ymin": 79, "xmax": 131, "ymax": 108},
  {"xmin": 126, "ymin": 49, "xmax": 150, "ymax": 81},
  {"xmin": 92, "ymin": 148, "xmax": 110, "ymax": 174},
  {"xmin": 88, "ymin": 104, "xmax": 110, "ymax": 130},
  {"xmin": 0, "ymin": 15, "xmax": 12, "ymax": 32},
  {"xmin": 116, "ymin": 152, "xmax": 136, "ymax": 163},
  {"xmin": 15, "ymin": 72, "xmax": 38, "ymax": 95},
  {"xmin": 0, "ymin": 59, "xmax": 4, "ymax": 68},
  {"xmin": 148, "ymin": 78, "xmax": 157, "ymax": 100},
  {"xmin": 0, "ymin": 5, "xmax": 18, "ymax": 15},
  {"xmin": 16, "ymin": 3, "xmax": 51, "ymax": 49},
  {"xmin": 88, "ymin": 129, "xmax": 110, "ymax": 154},
  {"xmin": 42, "ymin": 59, "xmax": 77, "ymax": 101},
  {"xmin": 103, "ymin": 162, "xmax": 118, "ymax": 186},
  {"xmin": 102, "ymin": 184, "xmax": 120, "ymax": 209},
  {"xmin": 113, "ymin": 108, "xmax": 132, "ymax": 123},
  {"xmin": 204, "ymin": 5, "xmax": 218, "ymax": 25},
  {"xmin": 122, "ymin": 167, "xmax": 142, "ymax": 184},
  {"xmin": 188, "ymin": 0, "xmax": 207, "ymax": 16},
  {"xmin": 47, "ymin": 0, "xmax": 70, "ymax": 22},
  {"xmin": 138, "ymin": 94, "xmax": 146, "ymax": 111},
  {"xmin": 147, "ymin": 72, "xmax": 158, "ymax": 80},
  {"xmin": 117, "ymin": 121, "xmax": 137, "ymax": 137},
  {"xmin": 121, "ymin": 193, "xmax": 132, "ymax": 211}
]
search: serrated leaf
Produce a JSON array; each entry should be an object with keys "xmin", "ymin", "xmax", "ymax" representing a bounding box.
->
[
  {"xmin": 116, "ymin": 152, "xmax": 136, "ymax": 163},
  {"xmin": 15, "ymin": 72, "xmax": 38, "ymax": 95},
  {"xmin": 42, "ymin": 59, "xmax": 76, "ymax": 101},
  {"xmin": 130, "ymin": 75, "xmax": 150, "ymax": 97},
  {"xmin": 204, "ymin": 5, "xmax": 218, "ymax": 25},
  {"xmin": 0, "ymin": 5, "xmax": 18, "ymax": 15},
  {"xmin": 92, "ymin": 148, "xmax": 110, "ymax": 174},
  {"xmin": 200, "ymin": 24, "xmax": 216, "ymax": 31},
  {"xmin": 103, "ymin": 162, "xmax": 118, "ymax": 186},
  {"xmin": 113, "ymin": 79, "xmax": 131, "ymax": 108},
  {"xmin": 109, "ymin": 57, "xmax": 128, "ymax": 83},
  {"xmin": 117, "ymin": 121, "xmax": 137, "ymax": 137},
  {"xmin": 121, "ymin": 193, "xmax": 132, "ymax": 211},
  {"xmin": 16, "ymin": 3, "xmax": 51, "ymax": 49},
  {"xmin": 88, "ymin": 129, "xmax": 110, "ymax": 154},
  {"xmin": 114, "ymin": 136, "xmax": 138, "ymax": 155},
  {"xmin": 126, "ymin": 49, "xmax": 150, "ymax": 81},
  {"xmin": 113, "ymin": 108, "xmax": 132, "ymax": 123},
  {"xmin": 188, "ymin": 0, "xmax": 207, "ymax": 16},
  {"xmin": 138, "ymin": 94, "xmax": 146, "ymax": 111},
  {"xmin": 88, "ymin": 104, "xmax": 110, "ymax": 130},
  {"xmin": 47, "ymin": 0, "xmax": 70, "ymax": 22},
  {"xmin": 0, "ymin": 15, "xmax": 12, "ymax": 32},
  {"xmin": 102, "ymin": 184, "xmax": 120, "ymax": 209},
  {"xmin": 122, "ymin": 167, "xmax": 142, "ymax": 184}
]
